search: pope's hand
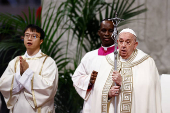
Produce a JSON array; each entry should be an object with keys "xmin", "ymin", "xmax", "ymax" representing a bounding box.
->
[
  {"xmin": 108, "ymin": 86, "xmax": 120, "ymax": 98},
  {"xmin": 112, "ymin": 71, "xmax": 122, "ymax": 86}
]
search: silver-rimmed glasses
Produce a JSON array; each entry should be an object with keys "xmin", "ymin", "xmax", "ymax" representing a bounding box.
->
[{"xmin": 24, "ymin": 33, "xmax": 40, "ymax": 39}]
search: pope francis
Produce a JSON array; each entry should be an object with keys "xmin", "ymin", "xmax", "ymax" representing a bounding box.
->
[{"xmin": 75, "ymin": 28, "xmax": 162, "ymax": 113}]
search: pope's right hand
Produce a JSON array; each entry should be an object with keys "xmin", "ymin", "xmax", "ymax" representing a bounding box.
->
[{"xmin": 108, "ymin": 86, "xmax": 120, "ymax": 99}]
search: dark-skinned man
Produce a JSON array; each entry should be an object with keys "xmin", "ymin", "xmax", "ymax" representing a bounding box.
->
[{"xmin": 72, "ymin": 19, "xmax": 116, "ymax": 113}]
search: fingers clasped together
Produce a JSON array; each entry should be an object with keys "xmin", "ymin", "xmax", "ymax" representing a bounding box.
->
[{"xmin": 20, "ymin": 56, "xmax": 29, "ymax": 75}]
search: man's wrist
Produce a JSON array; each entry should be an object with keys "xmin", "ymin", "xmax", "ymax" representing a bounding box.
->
[{"xmin": 87, "ymin": 83, "xmax": 93, "ymax": 91}]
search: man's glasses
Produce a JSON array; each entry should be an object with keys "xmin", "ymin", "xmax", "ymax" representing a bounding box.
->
[{"xmin": 24, "ymin": 33, "xmax": 40, "ymax": 39}]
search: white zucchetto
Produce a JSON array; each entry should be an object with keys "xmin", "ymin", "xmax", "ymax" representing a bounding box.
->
[{"xmin": 119, "ymin": 28, "xmax": 137, "ymax": 37}]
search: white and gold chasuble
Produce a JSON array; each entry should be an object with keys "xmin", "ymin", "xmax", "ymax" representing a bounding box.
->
[
  {"xmin": 0, "ymin": 51, "xmax": 58, "ymax": 113},
  {"xmin": 90, "ymin": 49, "xmax": 162, "ymax": 113}
]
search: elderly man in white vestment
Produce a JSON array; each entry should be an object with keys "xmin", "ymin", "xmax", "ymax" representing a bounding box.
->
[
  {"xmin": 72, "ymin": 19, "xmax": 118, "ymax": 112},
  {"xmin": 88, "ymin": 28, "xmax": 162, "ymax": 113},
  {"xmin": 0, "ymin": 24, "xmax": 58, "ymax": 113}
]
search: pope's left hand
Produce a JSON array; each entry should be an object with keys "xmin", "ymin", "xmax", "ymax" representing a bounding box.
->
[{"xmin": 112, "ymin": 71, "xmax": 122, "ymax": 86}]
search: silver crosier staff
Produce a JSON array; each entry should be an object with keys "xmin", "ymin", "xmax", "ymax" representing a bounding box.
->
[{"xmin": 107, "ymin": 11, "xmax": 124, "ymax": 113}]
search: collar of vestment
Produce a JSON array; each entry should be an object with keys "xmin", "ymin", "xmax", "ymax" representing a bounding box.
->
[
  {"xmin": 22, "ymin": 50, "xmax": 48, "ymax": 60},
  {"xmin": 98, "ymin": 44, "xmax": 115, "ymax": 56},
  {"xmin": 101, "ymin": 49, "xmax": 150, "ymax": 113}
]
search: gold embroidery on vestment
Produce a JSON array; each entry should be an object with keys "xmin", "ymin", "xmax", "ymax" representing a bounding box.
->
[
  {"xmin": 39, "ymin": 55, "xmax": 48, "ymax": 75},
  {"xmin": 120, "ymin": 66, "xmax": 133, "ymax": 113},
  {"xmin": 30, "ymin": 54, "xmax": 48, "ymax": 112},
  {"xmin": 38, "ymin": 107, "xmax": 41, "ymax": 113},
  {"xmin": 22, "ymin": 53, "xmax": 47, "ymax": 60},
  {"xmin": 31, "ymin": 73, "xmax": 37, "ymax": 107},
  {"xmin": 102, "ymin": 49, "xmax": 150, "ymax": 113},
  {"xmin": 7, "ymin": 57, "xmax": 19, "ymax": 108},
  {"xmin": 101, "ymin": 66, "xmax": 115, "ymax": 113}
]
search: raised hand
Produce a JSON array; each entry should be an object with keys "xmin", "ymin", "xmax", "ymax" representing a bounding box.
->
[
  {"xmin": 90, "ymin": 70, "xmax": 98, "ymax": 85},
  {"xmin": 20, "ymin": 56, "xmax": 29, "ymax": 75}
]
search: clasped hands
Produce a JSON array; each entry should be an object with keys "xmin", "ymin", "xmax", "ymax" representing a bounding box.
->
[
  {"xmin": 20, "ymin": 56, "xmax": 29, "ymax": 75},
  {"xmin": 108, "ymin": 71, "xmax": 122, "ymax": 98}
]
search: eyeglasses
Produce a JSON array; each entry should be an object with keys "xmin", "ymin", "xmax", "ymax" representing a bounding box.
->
[{"xmin": 24, "ymin": 33, "xmax": 40, "ymax": 39}]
